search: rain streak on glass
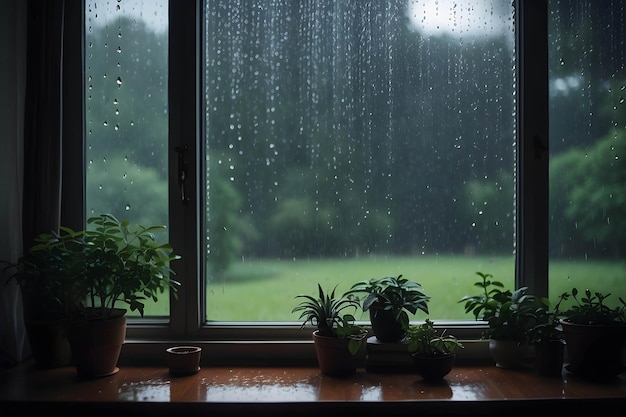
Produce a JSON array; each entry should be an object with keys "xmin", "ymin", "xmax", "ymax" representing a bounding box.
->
[
  {"xmin": 204, "ymin": 1, "xmax": 516, "ymax": 321},
  {"xmin": 85, "ymin": 0, "xmax": 170, "ymax": 317}
]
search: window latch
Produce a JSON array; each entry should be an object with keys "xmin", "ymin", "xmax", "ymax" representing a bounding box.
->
[{"xmin": 175, "ymin": 145, "xmax": 189, "ymax": 205}]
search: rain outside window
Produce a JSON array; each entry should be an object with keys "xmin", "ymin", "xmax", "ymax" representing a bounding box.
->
[
  {"xmin": 83, "ymin": 0, "xmax": 626, "ymax": 324},
  {"xmin": 204, "ymin": 0, "xmax": 516, "ymax": 321}
]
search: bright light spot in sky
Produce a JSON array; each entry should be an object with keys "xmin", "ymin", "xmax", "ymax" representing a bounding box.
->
[
  {"xmin": 406, "ymin": 0, "xmax": 512, "ymax": 38},
  {"xmin": 90, "ymin": 0, "xmax": 512, "ymax": 39},
  {"xmin": 87, "ymin": 0, "xmax": 168, "ymax": 33}
]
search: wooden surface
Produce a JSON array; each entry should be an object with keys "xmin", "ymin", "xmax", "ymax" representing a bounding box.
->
[{"xmin": 2, "ymin": 362, "xmax": 625, "ymax": 416}]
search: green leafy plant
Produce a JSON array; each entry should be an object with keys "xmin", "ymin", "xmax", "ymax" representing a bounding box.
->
[
  {"xmin": 527, "ymin": 296, "xmax": 562, "ymax": 344},
  {"xmin": 458, "ymin": 271, "xmax": 539, "ymax": 343},
  {"xmin": 554, "ymin": 287, "xmax": 626, "ymax": 325},
  {"xmin": 344, "ymin": 274, "xmax": 430, "ymax": 331},
  {"xmin": 3, "ymin": 214, "xmax": 181, "ymax": 323},
  {"xmin": 406, "ymin": 319, "xmax": 464, "ymax": 356},
  {"xmin": 292, "ymin": 283, "xmax": 366, "ymax": 355},
  {"xmin": 78, "ymin": 214, "xmax": 181, "ymax": 320},
  {"xmin": 2, "ymin": 226, "xmax": 87, "ymax": 320}
]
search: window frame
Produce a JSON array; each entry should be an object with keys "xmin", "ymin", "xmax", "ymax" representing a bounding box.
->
[{"xmin": 66, "ymin": 0, "xmax": 549, "ymax": 363}]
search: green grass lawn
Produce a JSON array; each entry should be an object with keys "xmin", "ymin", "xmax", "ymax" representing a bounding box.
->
[{"xmin": 137, "ymin": 255, "xmax": 626, "ymax": 321}]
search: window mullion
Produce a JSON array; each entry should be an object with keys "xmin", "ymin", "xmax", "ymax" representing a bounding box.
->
[
  {"xmin": 515, "ymin": 0, "xmax": 549, "ymax": 298},
  {"xmin": 168, "ymin": 0, "xmax": 202, "ymax": 336}
]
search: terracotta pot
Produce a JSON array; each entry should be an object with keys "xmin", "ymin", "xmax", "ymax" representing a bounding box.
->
[
  {"xmin": 488, "ymin": 339, "xmax": 531, "ymax": 369},
  {"xmin": 412, "ymin": 353, "xmax": 456, "ymax": 381},
  {"xmin": 167, "ymin": 346, "xmax": 202, "ymax": 376},
  {"xmin": 369, "ymin": 304, "xmax": 404, "ymax": 342},
  {"xmin": 68, "ymin": 313, "xmax": 126, "ymax": 378},
  {"xmin": 25, "ymin": 319, "xmax": 73, "ymax": 369},
  {"xmin": 312, "ymin": 330, "xmax": 361, "ymax": 376},
  {"xmin": 560, "ymin": 319, "xmax": 626, "ymax": 381}
]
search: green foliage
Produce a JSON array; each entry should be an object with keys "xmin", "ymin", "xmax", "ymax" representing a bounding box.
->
[
  {"xmin": 86, "ymin": 156, "xmax": 168, "ymax": 228},
  {"xmin": 527, "ymin": 297, "xmax": 562, "ymax": 344},
  {"xmin": 458, "ymin": 271, "xmax": 506, "ymax": 321},
  {"xmin": 3, "ymin": 214, "xmax": 181, "ymax": 322},
  {"xmin": 406, "ymin": 319, "xmax": 464, "ymax": 356},
  {"xmin": 550, "ymin": 132, "xmax": 626, "ymax": 258},
  {"xmin": 554, "ymin": 287, "xmax": 626, "ymax": 325},
  {"xmin": 2, "ymin": 227, "xmax": 87, "ymax": 320},
  {"xmin": 207, "ymin": 171, "xmax": 245, "ymax": 275},
  {"xmin": 292, "ymin": 284, "xmax": 366, "ymax": 355},
  {"xmin": 79, "ymin": 214, "xmax": 181, "ymax": 320},
  {"xmin": 565, "ymin": 134, "xmax": 626, "ymax": 248},
  {"xmin": 458, "ymin": 271, "xmax": 540, "ymax": 343},
  {"xmin": 345, "ymin": 274, "xmax": 430, "ymax": 331},
  {"xmin": 462, "ymin": 170, "xmax": 514, "ymax": 253}
]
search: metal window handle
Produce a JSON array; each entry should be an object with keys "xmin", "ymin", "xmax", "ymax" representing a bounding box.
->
[{"xmin": 175, "ymin": 145, "xmax": 189, "ymax": 205}]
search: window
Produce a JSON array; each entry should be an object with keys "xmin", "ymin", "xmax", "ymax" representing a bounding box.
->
[
  {"xmin": 85, "ymin": 0, "xmax": 170, "ymax": 317},
  {"xmin": 547, "ymin": 0, "xmax": 626, "ymax": 305},
  {"xmin": 77, "ymin": 0, "xmax": 626, "ymax": 358},
  {"xmin": 203, "ymin": 0, "xmax": 516, "ymax": 323}
]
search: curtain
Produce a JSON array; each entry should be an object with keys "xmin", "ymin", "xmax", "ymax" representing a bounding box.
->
[
  {"xmin": 0, "ymin": 0, "xmax": 28, "ymax": 369},
  {"xmin": 22, "ymin": 0, "xmax": 66, "ymax": 247},
  {"xmin": 0, "ymin": 0, "xmax": 81, "ymax": 368}
]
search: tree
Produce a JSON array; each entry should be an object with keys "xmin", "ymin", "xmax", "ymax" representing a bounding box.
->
[{"xmin": 564, "ymin": 132, "xmax": 626, "ymax": 256}]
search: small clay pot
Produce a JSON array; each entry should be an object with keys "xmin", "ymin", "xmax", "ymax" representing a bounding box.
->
[{"xmin": 166, "ymin": 346, "xmax": 202, "ymax": 376}]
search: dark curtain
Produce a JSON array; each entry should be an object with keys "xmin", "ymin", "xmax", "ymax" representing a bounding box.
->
[
  {"xmin": 23, "ymin": 0, "xmax": 84, "ymax": 250},
  {"xmin": 1, "ymin": 0, "xmax": 83, "ymax": 366},
  {"xmin": 23, "ymin": 0, "xmax": 65, "ymax": 248}
]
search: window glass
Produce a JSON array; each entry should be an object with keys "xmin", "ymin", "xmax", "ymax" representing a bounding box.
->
[
  {"xmin": 204, "ymin": 0, "xmax": 516, "ymax": 321},
  {"xmin": 85, "ymin": 0, "xmax": 169, "ymax": 317},
  {"xmin": 547, "ymin": 0, "xmax": 626, "ymax": 305}
]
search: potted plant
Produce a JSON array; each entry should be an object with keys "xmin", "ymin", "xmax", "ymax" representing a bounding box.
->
[
  {"xmin": 406, "ymin": 318, "xmax": 464, "ymax": 381},
  {"xmin": 553, "ymin": 287, "xmax": 626, "ymax": 381},
  {"xmin": 2, "ymin": 227, "xmax": 86, "ymax": 368},
  {"xmin": 345, "ymin": 274, "xmax": 430, "ymax": 342},
  {"xmin": 66, "ymin": 213, "xmax": 181, "ymax": 378},
  {"xmin": 458, "ymin": 271, "xmax": 538, "ymax": 368},
  {"xmin": 527, "ymin": 298, "xmax": 565, "ymax": 377},
  {"xmin": 292, "ymin": 283, "xmax": 368, "ymax": 376}
]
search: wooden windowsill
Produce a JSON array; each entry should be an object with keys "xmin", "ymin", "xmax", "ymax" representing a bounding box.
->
[{"xmin": 2, "ymin": 359, "xmax": 626, "ymax": 416}]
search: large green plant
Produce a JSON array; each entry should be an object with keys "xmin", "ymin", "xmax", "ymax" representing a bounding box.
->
[
  {"xmin": 292, "ymin": 284, "xmax": 366, "ymax": 355},
  {"xmin": 345, "ymin": 274, "xmax": 430, "ymax": 331},
  {"xmin": 2, "ymin": 227, "xmax": 87, "ymax": 321},
  {"xmin": 78, "ymin": 214, "xmax": 181, "ymax": 320}
]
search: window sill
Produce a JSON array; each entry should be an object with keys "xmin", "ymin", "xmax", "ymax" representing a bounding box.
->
[
  {"xmin": 118, "ymin": 337, "xmax": 490, "ymax": 366},
  {"xmin": 2, "ymin": 357, "xmax": 625, "ymax": 416}
]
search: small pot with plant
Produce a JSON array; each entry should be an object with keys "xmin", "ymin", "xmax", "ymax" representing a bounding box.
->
[
  {"xmin": 345, "ymin": 274, "xmax": 430, "ymax": 343},
  {"xmin": 292, "ymin": 283, "xmax": 368, "ymax": 376},
  {"xmin": 553, "ymin": 287, "xmax": 626, "ymax": 381},
  {"xmin": 406, "ymin": 318, "xmax": 464, "ymax": 381},
  {"xmin": 459, "ymin": 271, "xmax": 539, "ymax": 368},
  {"xmin": 528, "ymin": 298, "xmax": 564, "ymax": 377}
]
